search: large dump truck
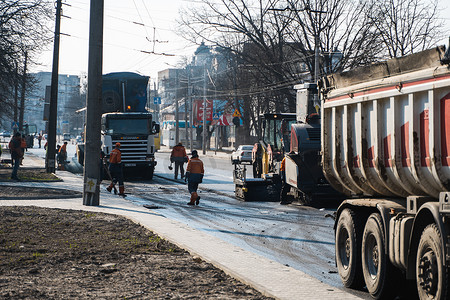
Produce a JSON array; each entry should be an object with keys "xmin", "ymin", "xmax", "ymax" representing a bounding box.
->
[
  {"xmin": 77, "ymin": 72, "xmax": 159, "ymax": 179},
  {"xmin": 321, "ymin": 46, "xmax": 450, "ymax": 299}
]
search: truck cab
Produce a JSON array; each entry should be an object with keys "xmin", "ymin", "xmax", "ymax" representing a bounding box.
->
[
  {"xmin": 101, "ymin": 112, "xmax": 159, "ymax": 179},
  {"xmin": 252, "ymin": 113, "xmax": 297, "ymax": 178}
]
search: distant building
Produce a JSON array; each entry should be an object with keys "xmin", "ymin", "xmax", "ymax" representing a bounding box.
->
[
  {"xmin": 157, "ymin": 42, "xmax": 234, "ymax": 148},
  {"xmin": 27, "ymin": 72, "xmax": 84, "ymax": 136}
]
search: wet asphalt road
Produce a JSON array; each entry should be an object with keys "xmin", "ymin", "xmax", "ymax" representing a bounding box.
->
[{"xmin": 125, "ymin": 152, "xmax": 372, "ymax": 299}]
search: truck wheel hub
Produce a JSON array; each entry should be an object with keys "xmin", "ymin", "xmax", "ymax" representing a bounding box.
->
[
  {"xmin": 371, "ymin": 245, "xmax": 379, "ymax": 268},
  {"xmin": 345, "ymin": 238, "xmax": 350, "ymax": 260},
  {"xmin": 418, "ymin": 251, "xmax": 438, "ymax": 295}
]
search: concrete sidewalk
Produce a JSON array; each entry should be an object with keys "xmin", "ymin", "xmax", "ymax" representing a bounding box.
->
[{"xmin": 0, "ymin": 151, "xmax": 362, "ymax": 300}]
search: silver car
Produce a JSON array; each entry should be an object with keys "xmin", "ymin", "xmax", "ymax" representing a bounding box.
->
[{"xmin": 231, "ymin": 145, "xmax": 254, "ymax": 164}]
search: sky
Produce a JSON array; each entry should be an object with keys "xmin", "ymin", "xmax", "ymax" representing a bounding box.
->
[
  {"xmin": 32, "ymin": 0, "xmax": 450, "ymax": 81},
  {"xmin": 32, "ymin": 0, "xmax": 197, "ymax": 81}
]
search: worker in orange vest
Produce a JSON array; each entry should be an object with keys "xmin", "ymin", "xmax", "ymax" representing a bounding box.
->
[
  {"xmin": 106, "ymin": 143, "xmax": 125, "ymax": 197},
  {"xmin": 170, "ymin": 142, "xmax": 188, "ymax": 179},
  {"xmin": 280, "ymin": 151, "xmax": 295, "ymax": 205},
  {"xmin": 58, "ymin": 142, "xmax": 68, "ymax": 170},
  {"xmin": 185, "ymin": 150, "xmax": 204, "ymax": 205}
]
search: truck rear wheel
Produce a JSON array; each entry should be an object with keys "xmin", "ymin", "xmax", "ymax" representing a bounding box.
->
[
  {"xmin": 335, "ymin": 208, "xmax": 364, "ymax": 288},
  {"xmin": 416, "ymin": 224, "xmax": 448, "ymax": 300},
  {"xmin": 144, "ymin": 166, "xmax": 154, "ymax": 180},
  {"xmin": 362, "ymin": 213, "xmax": 395, "ymax": 299}
]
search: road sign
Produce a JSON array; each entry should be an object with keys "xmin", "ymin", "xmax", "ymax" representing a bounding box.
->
[
  {"xmin": 153, "ymin": 97, "xmax": 161, "ymax": 104},
  {"xmin": 213, "ymin": 113, "xmax": 220, "ymax": 120},
  {"xmin": 11, "ymin": 122, "xmax": 19, "ymax": 130},
  {"xmin": 85, "ymin": 178, "xmax": 97, "ymax": 193},
  {"xmin": 232, "ymin": 109, "xmax": 241, "ymax": 118}
]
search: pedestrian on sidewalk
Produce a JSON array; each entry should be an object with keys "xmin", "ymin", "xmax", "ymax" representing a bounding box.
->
[
  {"xmin": 37, "ymin": 134, "xmax": 42, "ymax": 148},
  {"xmin": 185, "ymin": 150, "xmax": 204, "ymax": 205},
  {"xmin": 9, "ymin": 132, "xmax": 23, "ymax": 181},
  {"xmin": 106, "ymin": 142, "xmax": 125, "ymax": 197},
  {"xmin": 170, "ymin": 142, "xmax": 188, "ymax": 179}
]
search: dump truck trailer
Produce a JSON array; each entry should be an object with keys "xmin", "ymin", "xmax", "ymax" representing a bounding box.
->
[{"xmin": 321, "ymin": 46, "xmax": 450, "ymax": 299}]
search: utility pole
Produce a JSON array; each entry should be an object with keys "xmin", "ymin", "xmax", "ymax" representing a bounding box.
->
[
  {"xmin": 13, "ymin": 64, "xmax": 18, "ymax": 127},
  {"xmin": 184, "ymin": 69, "xmax": 189, "ymax": 148},
  {"xmin": 175, "ymin": 96, "xmax": 179, "ymax": 144},
  {"xmin": 46, "ymin": 0, "xmax": 62, "ymax": 173},
  {"xmin": 188, "ymin": 66, "xmax": 193, "ymax": 152},
  {"xmin": 202, "ymin": 65, "xmax": 207, "ymax": 155},
  {"xmin": 153, "ymin": 81, "xmax": 160, "ymax": 123},
  {"xmin": 175, "ymin": 71, "xmax": 179, "ymax": 145},
  {"xmin": 19, "ymin": 51, "xmax": 27, "ymax": 132},
  {"xmin": 312, "ymin": 8, "xmax": 326, "ymax": 107},
  {"xmin": 314, "ymin": 34, "xmax": 319, "ymax": 84},
  {"xmin": 83, "ymin": 0, "xmax": 104, "ymax": 206}
]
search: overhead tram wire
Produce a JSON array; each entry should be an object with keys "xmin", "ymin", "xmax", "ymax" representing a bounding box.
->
[{"xmin": 59, "ymin": 4, "xmax": 177, "ymax": 59}]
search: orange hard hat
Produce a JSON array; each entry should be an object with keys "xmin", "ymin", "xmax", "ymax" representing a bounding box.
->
[{"xmin": 115, "ymin": 142, "xmax": 121, "ymax": 147}]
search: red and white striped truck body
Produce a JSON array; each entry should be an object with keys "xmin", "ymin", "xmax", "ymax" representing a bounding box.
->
[{"xmin": 322, "ymin": 46, "xmax": 450, "ymax": 299}]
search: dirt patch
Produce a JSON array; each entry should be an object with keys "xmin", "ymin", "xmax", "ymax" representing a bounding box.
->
[
  {"xmin": 0, "ymin": 166, "xmax": 75, "ymax": 199},
  {"xmin": 0, "ymin": 206, "xmax": 273, "ymax": 299},
  {"xmin": 0, "ymin": 186, "xmax": 81, "ymax": 200},
  {"xmin": 0, "ymin": 167, "xmax": 60, "ymax": 182}
]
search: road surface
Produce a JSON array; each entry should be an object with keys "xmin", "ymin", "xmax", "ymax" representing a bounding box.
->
[{"xmin": 26, "ymin": 143, "xmax": 381, "ymax": 299}]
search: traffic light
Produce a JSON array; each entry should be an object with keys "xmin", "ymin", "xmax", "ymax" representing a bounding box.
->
[{"xmin": 233, "ymin": 116, "xmax": 240, "ymax": 126}]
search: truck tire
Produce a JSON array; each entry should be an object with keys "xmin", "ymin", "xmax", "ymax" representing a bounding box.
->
[
  {"xmin": 335, "ymin": 208, "xmax": 364, "ymax": 288},
  {"xmin": 416, "ymin": 224, "xmax": 448, "ymax": 300},
  {"xmin": 144, "ymin": 166, "xmax": 154, "ymax": 180},
  {"xmin": 362, "ymin": 213, "xmax": 395, "ymax": 299}
]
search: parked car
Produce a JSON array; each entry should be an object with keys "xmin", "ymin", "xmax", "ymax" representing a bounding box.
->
[
  {"xmin": 231, "ymin": 145, "xmax": 254, "ymax": 164},
  {"xmin": 76, "ymin": 135, "xmax": 83, "ymax": 143},
  {"xmin": 1, "ymin": 131, "xmax": 11, "ymax": 138},
  {"xmin": 63, "ymin": 133, "xmax": 71, "ymax": 141}
]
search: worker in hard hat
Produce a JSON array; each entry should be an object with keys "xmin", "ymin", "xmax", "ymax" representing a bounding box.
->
[
  {"xmin": 170, "ymin": 142, "xmax": 188, "ymax": 179},
  {"xmin": 106, "ymin": 142, "xmax": 125, "ymax": 197},
  {"xmin": 57, "ymin": 141, "xmax": 68, "ymax": 170},
  {"xmin": 185, "ymin": 150, "xmax": 204, "ymax": 205}
]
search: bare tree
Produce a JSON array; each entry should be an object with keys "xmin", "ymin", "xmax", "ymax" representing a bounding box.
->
[
  {"xmin": 179, "ymin": 1, "xmax": 297, "ymax": 97},
  {"xmin": 0, "ymin": 0, "xmax": 52, "ymax": 126},
  {"xmin": 177, "ymin": 0, "xmax": 381, "ymax": 145},
  {"xmin": 365, "ymin": 0, "xmax": 443, "ymax": 58}
]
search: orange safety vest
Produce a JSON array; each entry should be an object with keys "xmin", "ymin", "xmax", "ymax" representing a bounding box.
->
[
  {"xmin": 280, "ymin": 157, "xmax": 286, "ymax": 172},
  {"xmin": 186, "ymin": 157, "xmax": 204, "ymax": 174},
  {"xmin": 59, "ymin": 144, "xmax": 67, "ymax": 154},
  {"xmin": 109, "ymin": 148, "xmax": 121, "ymax": 164},
  {"xmin": 171, "ymin": 145, "xmax": 187, "ymax": 158}
]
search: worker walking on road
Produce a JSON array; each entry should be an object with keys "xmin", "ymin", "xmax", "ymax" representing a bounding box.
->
[
  {"xmin": 185, "ymin": 150, "xmax": 204, "ymax": 205},
  {"xmin": 106, "ymin": 142, "xmax": 125, "ymax": 197},
  {"xmin": 170, "ymin": 142, "xmax": 188, "ymax": 179}
]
